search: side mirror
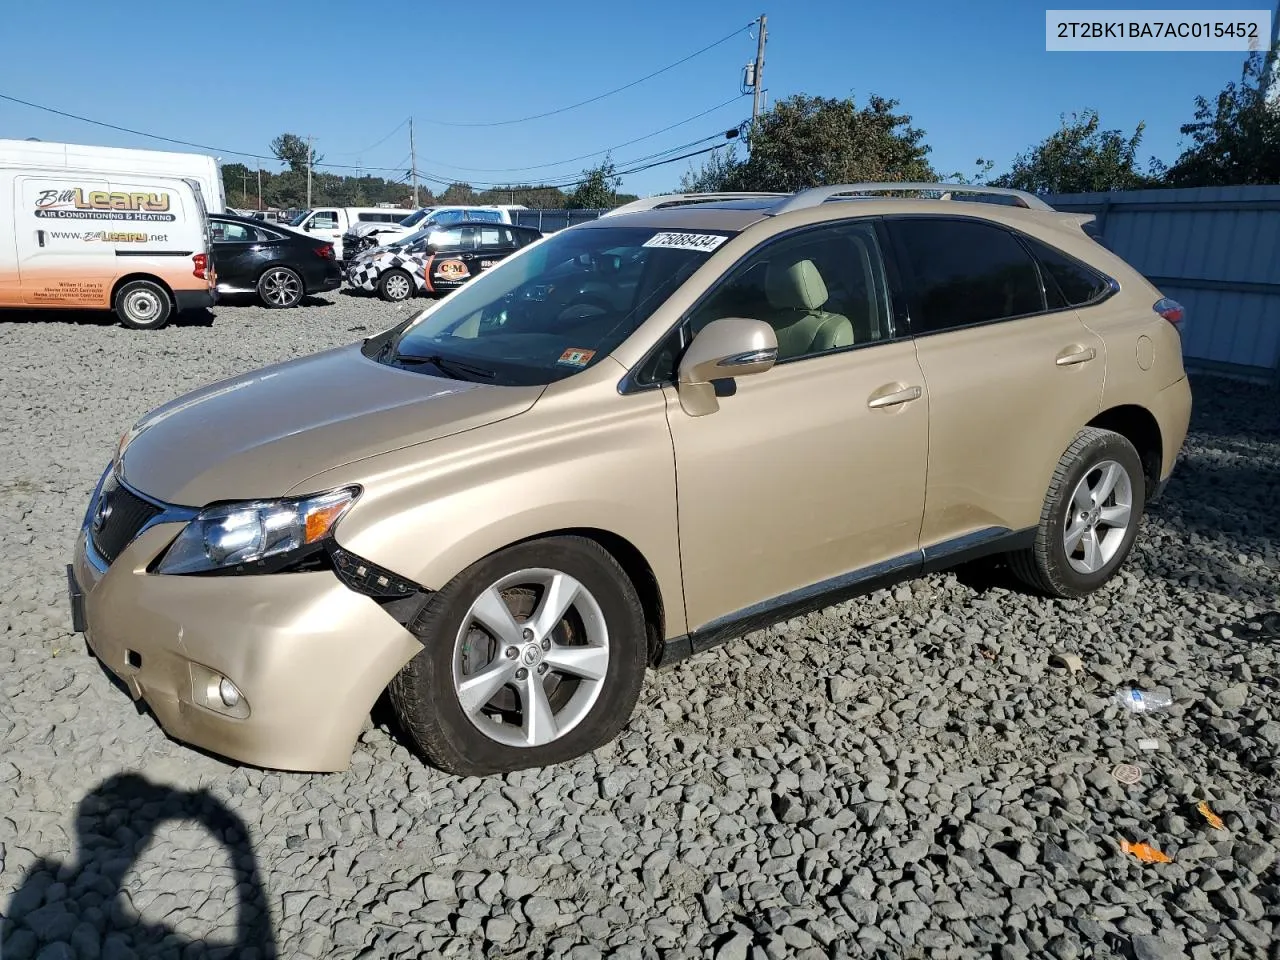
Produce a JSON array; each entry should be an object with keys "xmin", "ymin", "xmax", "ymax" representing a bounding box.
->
[{"xmin": 676, "ymin": 317, "xmax": 778, "ymax": 417}]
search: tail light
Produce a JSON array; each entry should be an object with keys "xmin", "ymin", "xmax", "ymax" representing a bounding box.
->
[
  {"xmin": 315, "ymin": 244, "xmax": 334, "ymax": 260},
  {"xmin": 192, "ymin": 253, "xmax": 208, "ymax": 279},
  {"xmin": 1153, "ymin": 297, "xmax": 1184, "ymax": 331}
]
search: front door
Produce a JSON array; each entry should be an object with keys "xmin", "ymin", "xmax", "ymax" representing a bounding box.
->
[
  {"xmin": 885, "ymin": 215, "xmax": 1106, "ymax": 549},
  {"xmin": 664, "ymin": 220, "xmax": 929, "ymax": 634}
]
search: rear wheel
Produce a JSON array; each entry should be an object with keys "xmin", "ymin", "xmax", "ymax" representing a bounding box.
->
[
  {"xmin": 258, "ymin": 266, "xmax": 303, "ymax": 308},
  {"xmin": 378, "ymin": 269, "xmax": 414, "ymax": 303},
  {"xmin": 1010, "ymin": 427, "xmax": 1146, "ymax": 598},
  {"xmin": 389, "ymin": 536, "xmax": 648, "ymax": 776},
  {"xmin": 114, "ymin": 280, "xmax": 173, "ymax": 330}
]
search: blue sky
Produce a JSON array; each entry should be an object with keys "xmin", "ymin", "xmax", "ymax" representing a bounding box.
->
[{"xmin": 0, "ymin": 0, "xmax": 1261, "ymax": 199}]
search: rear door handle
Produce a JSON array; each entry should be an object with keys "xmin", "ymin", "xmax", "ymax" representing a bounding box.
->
[
  {"xmin": 867, "ymin": 384, "xmax": 923, "ymax": 409},
  {"xmin": 1056, "ymin": 345, "xmax": 1097, "ymax": 366}
]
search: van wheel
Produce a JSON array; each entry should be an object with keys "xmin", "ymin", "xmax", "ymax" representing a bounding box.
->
[
  {"xmin": 1009, "ymin": 427, "xmax": 1146, "ymax": 598},
  {"xmin": 258, "ymin": 267, "xmax": 303, "ymax": 308},
  {"xmin": 114, "ymin": 280, "xmax": 173, "ymax": 330},
  {"xmin": 378, "ymin": 269, "xmax": 414, "ymax": 302},
  {"xmin": 389, "ymin": 536, "xmax": 648, "ymax": 776}
]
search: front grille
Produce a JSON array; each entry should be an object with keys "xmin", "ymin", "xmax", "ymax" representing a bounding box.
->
[{"xmin": 91, "ymin": 475, "xmax": 162, "ymax": 565}]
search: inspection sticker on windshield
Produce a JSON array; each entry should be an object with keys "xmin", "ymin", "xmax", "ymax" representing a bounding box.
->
[
  {"xmin": 557, "ymin": 347, "xmax": 596, "ymax": 368},
  {"xmin": 642, "ymin": 232, "xmax": 728, "ymax": 253}
]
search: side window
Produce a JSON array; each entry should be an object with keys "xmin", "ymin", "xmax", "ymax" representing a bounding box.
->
[
  {"xmin": 688, "ymin": 222, "xmax": 895, "ymax": 361},
  {"xmin": 309, "ymin": 210, "xmax": 338, "ymax": 231},
  {"xmin": 1022, "ymin": 236, "xmax": 1112, "ymax": 307},
  {"xmin": 638, "ymin": 222, "xmax": 895, "ymax": 383},
  {"xmin": 478, "ymin": 227, "xmax": 511, "ymax": 249},
  {"xmin": 427, "ymin": 226, "xmax": 464, "ymax": 249},
  {"xmin": 890, "ymin": 218, "xmax": 1044, "ymax": 333},
  {"xmin": 435, "ymin": 210, "xmax": 463, "ymax": 226},
  {"xmin": 214, "ymin": 221, "xmax": 255, "ymax": 242}
]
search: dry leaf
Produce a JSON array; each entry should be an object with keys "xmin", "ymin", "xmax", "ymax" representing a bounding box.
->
[
  {"xmin": 1120, "ymin": 839, "xmax": 1172, "ymax": 864},
  {"xmin": 1197, "ymin": 801, "xmax": 1225, "ymax": 831}
]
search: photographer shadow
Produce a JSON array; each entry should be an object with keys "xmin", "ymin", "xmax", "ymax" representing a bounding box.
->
[{"xmin": 2, "ymin": 773, "xmax": 277, "ymax": 959}]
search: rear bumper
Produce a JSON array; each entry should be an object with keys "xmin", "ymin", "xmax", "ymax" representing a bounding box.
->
[
  {"xmin": 73, "ymin": 520, "xmax": 421, "ymax": 772},
  {"xmin": 175, "ymin": 288, "xmax": 216, "ymax": 311},
  {"xmin": 1151, "ymin": 375, "xmax": 1193, "ymax": 481}
]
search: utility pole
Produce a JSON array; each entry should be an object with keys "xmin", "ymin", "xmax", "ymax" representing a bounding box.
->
[
  {"xmin": 257, "ymin": 167, "xmax": 262, "ymax": 210},
  {"xmin": 306, "ymin": 135, "xmax": 314, "ymax": 209},
  {"xmin": 239, "ymin": 169, "xmax": 250, "ymax": 208},
  {"xmin": 751, "ymin": 14, "xmax": 768, "ymax": 127},
  {"xmin": 409, "ymin": 117, "xmax": 419, "ymax": 208}
]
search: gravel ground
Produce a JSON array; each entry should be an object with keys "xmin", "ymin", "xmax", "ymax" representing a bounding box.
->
[{"xmin": 1, "ymin": 294, "xmax": 1278, "ymax": 960}]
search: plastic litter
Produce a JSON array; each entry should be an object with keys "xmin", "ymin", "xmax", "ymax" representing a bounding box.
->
[
  {"xmin": 1115, "ymin": 688, "xmax": 1173, "ymax": 713},
  {"xmin": 1196, "ymin": 801, "xmax": 1225, "ymax": 831},
  {"xmin": 1120, "ymin": 839, "xmax": 1172, "ymax": 864},
  {"xmin": 1136, "ymin": 738, "xmax": 1160, "ymax": 752}
]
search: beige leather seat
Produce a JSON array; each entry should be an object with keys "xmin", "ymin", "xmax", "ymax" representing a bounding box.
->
[{"xmin": 763, "ymin": 257, "xmax": 853, "ymax": 360}]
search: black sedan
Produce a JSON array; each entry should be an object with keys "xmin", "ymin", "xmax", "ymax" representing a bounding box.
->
[{"xmin": 210, "ymin": 214, "xmax": 343, "ymax": 308}]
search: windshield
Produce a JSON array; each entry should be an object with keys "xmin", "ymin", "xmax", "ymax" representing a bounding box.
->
[
  {"xmin": 376, "ymin": 226, "xmax": 734, "ymax": 387},
  {"xmin": 398, "ymin": 208, "xmax": 434, "ymax": 228},
  {"xmin": 288, "ymin": 210, "xmax": 310, "ymax": 227}
]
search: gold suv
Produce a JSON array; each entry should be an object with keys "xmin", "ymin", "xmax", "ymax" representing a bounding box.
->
[{"xmin": 70, "ymin": 183, "xmax": 1192, "ymax": 776}]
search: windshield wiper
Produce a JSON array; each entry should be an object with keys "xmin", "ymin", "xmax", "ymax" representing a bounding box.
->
[{"xmin": 391, "ymin": 352, "xmax": 496, "ymax": 380}]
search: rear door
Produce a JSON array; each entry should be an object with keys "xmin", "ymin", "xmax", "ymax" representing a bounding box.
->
[
  {"xmin": 16, "ymin": 175, "xmax": 116, "ymax": 306},
  {"xmin": 885, "ymin": 215, "xmax": 1106, "ymax": 550}
]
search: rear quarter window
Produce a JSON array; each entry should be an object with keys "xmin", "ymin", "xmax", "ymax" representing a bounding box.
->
[{"xmin": 1022, "ymin": 236, "xmax": 1113, "ymax": 307}]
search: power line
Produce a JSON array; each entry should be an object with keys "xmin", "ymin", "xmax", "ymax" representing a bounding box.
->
[
  {"xmin": 417, "ymin": 22, "xmax": 755, "ymax": 128},
  {"xmin": 414, "ymin": 94, "xmax": 747, "ymax": 175},
  {"xmin": 328, "ymin": 117, "xmax": 410, "ymax": 156}
]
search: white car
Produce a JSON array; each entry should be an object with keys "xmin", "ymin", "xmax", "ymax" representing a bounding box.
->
[{"xmin": 341, "ymin": 205, "xmax": 514, "ymax": 260}]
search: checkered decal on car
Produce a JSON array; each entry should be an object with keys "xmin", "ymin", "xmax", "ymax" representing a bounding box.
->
[{"xmin": 346, "ymin": 252, "xmax": 430, "ymax": 293}]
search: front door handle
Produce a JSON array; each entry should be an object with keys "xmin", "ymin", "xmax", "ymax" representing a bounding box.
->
[
  {"xmin": 867, "ymin": 384, "xmax": 923, "ymax": 409},
  {"xmin": 1056, "ymin": 345, "xmax": 1097, "ymax": 366}
]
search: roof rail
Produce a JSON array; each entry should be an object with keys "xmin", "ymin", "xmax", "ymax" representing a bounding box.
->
[
  {"xmin": 602, "ymin": 192, "xmax": 791, "ymax": 217},
  {"xmin": 769, "ymin": 182, "xmax": 1055, "ymax": 214}
]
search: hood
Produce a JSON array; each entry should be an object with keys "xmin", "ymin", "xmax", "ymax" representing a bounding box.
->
[
  {"xmin": 353, "ymin": 222, "xmax": 411, "ymax": 238},
  {"xmin": 118, "ymin": 342, "xmax": 543, "ymax": 505}
]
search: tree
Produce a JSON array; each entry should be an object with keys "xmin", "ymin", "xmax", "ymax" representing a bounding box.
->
[
  {"xmin": 680, "ymin": 94, "xmax": 936, "ymax": 192},
  {"xmin": 270, "ymin": 133, "xmax": 322, "ymax": 174},
  {"xmin": 991, "ymin": 110, "xmax": 1155, "ymax": 194},
  {"xmin": 566, "ymin": 156, "xmax": 622, "ymax": 209},
  {"xmin": 678, "ymin": 145, "xmax": 742, "ymax": 193},
  {"xmin": 1162, "ymin": 53, "xmax": 1280, "ymax": 187},
  {"xmin": 220, "ymin": 162, "xmax": 253, "ymax": 207},
  {"xmin": 438, "ymin": 182, "xmax": 478, "ymax": 205}
]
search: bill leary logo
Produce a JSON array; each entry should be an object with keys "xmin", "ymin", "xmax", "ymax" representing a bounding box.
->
[{"xmin": 35, "ymin": 188, "xmax": 177, "ymax": 222}]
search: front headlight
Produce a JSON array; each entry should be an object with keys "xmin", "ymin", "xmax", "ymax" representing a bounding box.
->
[{"xmin": 155, "ymin": 486, "xmax": 359, "ymax": 574}]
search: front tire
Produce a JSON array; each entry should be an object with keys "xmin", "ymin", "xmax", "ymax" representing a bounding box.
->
[
  {"xmin": 389, "ymin": 536, "xmax": 648, "ymax": 776},
  {"xmin": 1010, "ymin": 427, "xmax": 1146, "ymax": 598},
  {"xmin": 378, "ymin": 269, "xmax": 414, "ymax": 303},
  {"xmin": 258, "ymin": 266, "xmax": 304, "ymax": 308},
  {"xmin": 114, "ymin": 280, "xmax": 173, "ymax": 330}
]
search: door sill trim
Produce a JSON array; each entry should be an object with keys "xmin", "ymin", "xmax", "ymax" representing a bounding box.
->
[{"xmin": 655, "ymin": 525, "xmax": 1034, "ymax": 668}]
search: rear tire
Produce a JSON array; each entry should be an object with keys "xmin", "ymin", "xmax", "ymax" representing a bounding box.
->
[
  {"xmin": 257, "ymin": 266, "xmax": 304, "ymax": 308},
  {"xmin": 389, "ymin": 536, "xmax": 648, "ymax": 776},
  {"xmin": 1010, "ymin": 427, "xmax": 1146, "ymax": 598},
  {"xmin": 378, "ymin": 269, "xmax": 414, "ymax": 303},
  {"xmin": 114, "ymin": 280, "xmax": 173, "ymax": 330}
]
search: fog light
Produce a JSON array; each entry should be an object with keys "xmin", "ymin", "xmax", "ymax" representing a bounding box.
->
[{"xmin": 218, "ymin": 677, "xmax": 242, "ymax": 708}]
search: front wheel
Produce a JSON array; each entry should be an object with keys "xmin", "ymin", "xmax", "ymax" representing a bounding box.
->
[
  {"xmin": 114, "ymin": 280, "xmax": 173, "ymax": 330},
  {"xmin": 389, "ymin": 536, "xmax": 648, "ymax": 776},
  {"xmin": 378, "ymin": 269, "xmax": 414, "ymax": 303},
  {"xmin": 1009, "ymin": 427, "xmax": 1146, "ymax": 598}
]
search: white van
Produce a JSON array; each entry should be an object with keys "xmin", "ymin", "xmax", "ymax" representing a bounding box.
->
[
  {"xmin": 283, "ymin": 207, "xmax": 413, "ymax": 256},
  {"xmin": 0, "ymin": 139, "xmax": 226, "ymax": 214},
  {"xmin": 340, "ymin": 205, "xmax": 512, "ymax": 260},
  {"xmin": 0, "ymin": 163, "xmax": 216, "ymax": 329}
]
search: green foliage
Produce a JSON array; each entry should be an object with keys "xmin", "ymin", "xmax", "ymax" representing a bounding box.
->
[
  {"xmin": 680, "ymin": 94, "xmax": 936, "ymax": 192},
  {"xmin": 567, "ymin": 156, "xmax": 623, "ymax": 209},
  {"xmin": 990, "ymin": 110, "xmax": 1156, "ymax": 194},
  {"xmin": 270, "ymin": 133, "xmax": 322, "ymax": 173},
  {"xmin": 1163, "ymin": 53, "xmax": 1280, "ymax": 187}
]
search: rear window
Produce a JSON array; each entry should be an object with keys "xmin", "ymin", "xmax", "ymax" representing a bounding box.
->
[{"xmin": 1023, "ymin": 236, "xmax": 1113, "ymax": 308}]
